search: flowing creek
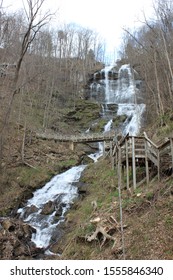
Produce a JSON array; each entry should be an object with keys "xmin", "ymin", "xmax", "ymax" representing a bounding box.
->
[{"xmin": 18, "ymin": 63, "xmax": 146, "ymax": 251}]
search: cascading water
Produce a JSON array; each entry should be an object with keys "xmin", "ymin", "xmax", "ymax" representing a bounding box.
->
[
  {"xmin": 18, "ymin": 165, "xmax": 86, "ymax": 250},
  {"xmin": 116, "ymin": 64, "xmax": 146, "ymax": 135},
  {"xmin": 88, "ymin": 118, "xmax": 113, "ymax": 162},
  {"xmin": 103, "ymin": 65, "xmax": 115, "ymax": 103},
  {"xmin": 89, "ymin": 63, "xmax": 145, "ymax": 136},
  {"xmin": 18, "ymin": 63, "xmax": 145, "ymax": 251}
]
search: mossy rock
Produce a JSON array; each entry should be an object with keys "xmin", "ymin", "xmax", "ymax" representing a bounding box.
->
[
  {"xmin": 64, "ymin": 99, "xmax": 101, "ymax": 130},
  {"xmin": 90, "ymin": 119, "xmax": 108, "ymax": 132},
  {"xmin": 112, "ymin": 115, "xmax": 127, "ymax": 126}
]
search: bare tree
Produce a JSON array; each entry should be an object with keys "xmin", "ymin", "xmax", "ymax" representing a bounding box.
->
[
  {"xmin": 0, "ymin": 0, "xmax": 52, "ymax": 164},
  {"xmin": 121, "ymin": 0, "xmax": 173, "ymax": 122}
]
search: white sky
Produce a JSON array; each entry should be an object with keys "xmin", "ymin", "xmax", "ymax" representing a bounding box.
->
[{"xmin": 4, "ymin": 0, "xmax": 155, "ymax": 60}]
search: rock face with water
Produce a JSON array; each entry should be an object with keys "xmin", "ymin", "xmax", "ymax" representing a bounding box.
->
[
  {"xmin": 88, "ymin": 64, "xmax": 145, "ymax": 136},
  {"xmin": 18, "ymin": 165, "xmax": 86, "ymax": 250}
]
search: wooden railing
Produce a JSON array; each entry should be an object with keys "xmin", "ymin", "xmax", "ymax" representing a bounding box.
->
[
  {"xmin": 113, "ymin": 133, "xmax": 173, "ymax": 189},
  {"xmin": 36, "ymin": 130, "xmax": 173, "ymax": 188},
  {"xmin": 36, "ymin": 131, "xmax": 115, "ymax": 143}
]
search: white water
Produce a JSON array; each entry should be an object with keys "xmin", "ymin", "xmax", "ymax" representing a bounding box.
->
[
  {"xmin": 117, "ymin": 103, "xmax": 145, "ymax": 136},
  {"xmin": 103, "ymin": 65, "xmax": 115, "ymax": 103},
  {"xmin": 88, "ymin": 119, "xmax": 113, "ymax": 162},
  {"xmin": 115, "ymin": 64, "xmax": 145, "ymax": 135},
  {"xmin": 18, "ymin": 165, "xmax": 86, "ymax": 248},
  {"xmin": 18, "ymin": 63, "xmax": 145, "ymax": 250},
  {"xmin": 90, "ymin": 63, "xmax": 145, "ymax": 136}
]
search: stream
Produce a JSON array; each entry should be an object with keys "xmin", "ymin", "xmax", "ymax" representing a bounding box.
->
[{"xmin": 18, "ymin": 63, "xmax": 145, "ymax": 251}]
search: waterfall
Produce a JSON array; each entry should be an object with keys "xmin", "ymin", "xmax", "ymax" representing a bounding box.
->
[
  {"xmin": 18, "ymin": 165, "xmax": 86, "ymax": 249},
  {"xmin": 102, "ymin": 65, "xmax": 114, "ymax": 103},
  {"xmin": 115, "ymin": 64, "xmax": 145, "ymax": 135},
  {"xmin": 117, "ymin": 103, "xmax": 145, "ymax": 136},
  {"xmin": 90, "ymin": 63, "xmax": 145, "ymax": 136},
  {"xmin": 18, "ymin": 63, "xmax": 145, "ymax": 251},
  {"xmin": 88, "ymin": 119, "xmax": 112, "ymax": 162},
  {"xmin": 104, "ymin": 119, "xmax": 113, "ymax": 132}
]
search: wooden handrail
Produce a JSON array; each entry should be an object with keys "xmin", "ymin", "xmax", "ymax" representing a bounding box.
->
[
  {"xmin": 36, "ymin": 131, "xmax": 115, "ymax": 143},
  {"xmin": 143, "ymin": 132, "xmax": 158, "ymax": 149}
]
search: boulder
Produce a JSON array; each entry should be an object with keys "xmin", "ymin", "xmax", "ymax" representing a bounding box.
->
[
  {"xmin": 41, "ymin": 201, "xmax": 55, "ymax": 215},
  {"xmin": 55, "ymin": 206, "xmax": 63, "ymax": 217},
  {"xmin": 22, "ymin": 205, "xmax": 39, "ymax": 220},
  {"xmin": 0, "ymin": 218, "xmax": 41, "ymax": 259}
]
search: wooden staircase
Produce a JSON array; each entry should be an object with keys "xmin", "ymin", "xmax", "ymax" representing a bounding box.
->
[
  {"xmin": 113, "ymin": 133, "xmax": 173, "ymax": 190},
  {"xmin": 36, "ymin": 130, "xmax": 173, "ymax": 188}
]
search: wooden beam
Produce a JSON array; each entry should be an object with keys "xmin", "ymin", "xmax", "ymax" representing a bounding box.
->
[
  {"xmin": 69, "ymin": 141, "xmax": 75, "ymax": 151},
  {"xmin": 145, "ymin": 138, "xmax": 149, "ymax": 186},
  {"xmin": 132, "ymin": 136, "xmax": 136, "ymax": 189},
  {"xmin": 157, "ymin": 150, "xmax": 160, "ymax": 181},
  {"xmin": 170, "ymin": 138, "xmax": 173, "ymax": 176},
  {"xmin": 118, "ymin": 147, "xmax": 122, "ymax": 190},
  {"xmin": 110, "ymin": 141, "xmax": 114, "ymax": 169},
  {"xmin": 125, "ymin": 138, "xmax": 130, "ymax": 190}
]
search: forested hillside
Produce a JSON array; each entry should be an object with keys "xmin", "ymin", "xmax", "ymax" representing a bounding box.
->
[
  {"xmin": 119, "ymin": 0, "xmax": 173, "ymax": 124},
  {"xmin": 0, "ymin": 0, "xmax": 104, "ymax": 167},
  {"xmin": 1, "ymin": 0, "xmax": 173, "ymax": 162},
  {"xmin": 1, "ymin": 0, "xmax": 173, "ymax": 260}
]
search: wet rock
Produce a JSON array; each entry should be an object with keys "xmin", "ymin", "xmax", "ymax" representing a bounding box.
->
[
  {"xmin": 1, "ymin": 219, "xmax": 12, "ymax": 231},
  {"xmin": 61, "ymin": 203, "xmax": 67, "ymax": 208},
  {"xmin": 0, "ymin": 218, "xmax": 39, "ymax": 259},
  {"xmin": 54, "ymin": 194, "xmax": 64, "ymax": 206},
  {"xmin": 55, "ymin": 205, "xmax": 63, "ymax": 217},
  {"xmin": 77, "ymin": 184, "xmax": 88, "ymax": 197},
  {"xmin": 112, "ymin": 115, "xmax": 127, "ymax": 126},
  {"xmin": 22, "ymin": 205, "xmax": 39, "ymax": 219},
  {"xmin": 107, "ymin": 103, "xmax": 118, "ymax": 112},
  {"xmin": 41, "ymin": 201, "xmax": 55, "ymax": 215},
  {"xmin": 82, "ymin": 155, "xmax": 94, "ymax": 164}
]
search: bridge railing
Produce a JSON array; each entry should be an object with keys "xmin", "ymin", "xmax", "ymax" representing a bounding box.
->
[
  {"xmin": 113, "ymin": 132, "xmax": 173, "ymax": 189},
  {"xmin": 36, "ymin": 131, "xmax": 115, "ymax": 143}
]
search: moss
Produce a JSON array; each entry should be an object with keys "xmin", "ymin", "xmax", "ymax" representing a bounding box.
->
[
  {"xmin": 16, "ymin": 166, "xmax": 54, "ymax": 189},
  {"xmin": 146, "ymin": 191, "xmax": 154, "ymax": 200},
  {"xmin": 165, "ymin": 215, "xmax": 173, "ymax": 228},
  {"xmin": 64, "ymin": 99, "xmax": 101, "ymax": 130},
  {"xmin": 90, "ymin": 119, "xmax": 109, "ymax": 132},
  {"xmin": 112, "ymin": 115, "xmax": 127, "ymax": 126},
  {"xmin": 55, "ymin": 159, "xmax": 79, "ymax": 172}
]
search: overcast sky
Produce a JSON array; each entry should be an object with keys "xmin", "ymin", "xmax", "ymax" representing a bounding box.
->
[{"xmin": 5, "ymin": 0, "xmax": 155, "ymax": 60}]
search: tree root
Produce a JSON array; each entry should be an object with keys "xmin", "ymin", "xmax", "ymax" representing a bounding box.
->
[
  {"xmin": 85, "ymin": 216, "xmax": 123, "ymax": 248},
  {"xmin": 86, "ymin": 225, "xmax": 116, "ymax": 248}
]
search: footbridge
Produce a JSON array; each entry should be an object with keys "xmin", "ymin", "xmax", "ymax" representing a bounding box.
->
[
  {"xmin": 36, "ymin": 130, "xmax": 173, "ymax": 189},
  {"xmin": 36, "ymin": 131, "xmax": 115, "ymax": 150}
]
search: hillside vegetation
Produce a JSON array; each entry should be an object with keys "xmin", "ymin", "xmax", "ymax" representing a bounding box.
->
[{"xmin": 0, "ymin": 0, "xmax": 173, "ymax": 259}]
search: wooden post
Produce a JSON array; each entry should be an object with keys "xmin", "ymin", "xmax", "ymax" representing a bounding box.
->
[
  {"xmin": 69, "ymin": 141, "xmax": 75, "ymax": 151},
  {"xmin": 114, "ymin": 146, "xmax": 118, "ymax": 177},
  {"xmin": 145, "ymin": 138, "xmax": 149, "ymax": 186},
  {"xmin": 110, "ymin": 141, "xmax": 112, "ymax": 157},
  {"xmin": 118, "ymin": 146, "xmax": 122, "ymax": 190},
  {"xmin": 170, "ymin": 138, "xmax": 173, "ymax": 176},
  {"xmin": 110, "ymin": 141, "xmax": 114, "ymax": 169},
  {"xmin": 132, "ymin": 136, "xmax": 136, "ymax": 189},
  {"xmin": 117, "ymin": 145, "xmax": 126, "ymax": 259},
  {"xmin": 103, "ymin": 141, "xmax": 105, "ymax": 156},
  {"xmin": 157, "ymin": 149, "xmax": 160, "ymax": 181},
  {"xmin": 125, "ymin": 138, "xmax": 130, "ymax": 191}
]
